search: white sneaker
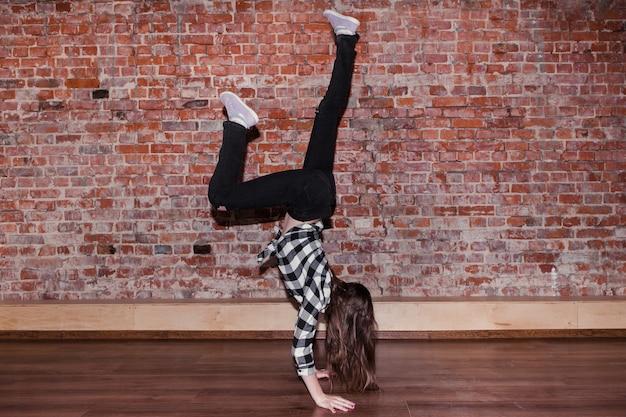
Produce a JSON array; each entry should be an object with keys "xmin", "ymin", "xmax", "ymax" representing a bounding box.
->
[
  {"xmin": 323, "ymin": 10, "xmax": 360, "ymax": 36},
  {"xmin": 219, "ymin": 92, "xmax": 259, "ymax": 128}
]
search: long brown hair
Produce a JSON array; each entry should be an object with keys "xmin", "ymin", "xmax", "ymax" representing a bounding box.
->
[{"xmin": 324, "ymin": 277, "xmax": 378, "ymax": 392}]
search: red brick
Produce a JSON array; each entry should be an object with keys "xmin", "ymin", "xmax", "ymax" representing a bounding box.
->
[
  {"xmin": 65, "ymin": 78, "xmax": 99, "ymax": 89},
  {"xmin": 432, "ymin": 97, "xmax": 467, "ymax": 107},
  {"xmin": 0, "ymin": 0, "xmax": 622, "ymax": 300}
]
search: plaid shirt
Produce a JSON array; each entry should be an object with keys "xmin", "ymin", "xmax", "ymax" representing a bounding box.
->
[{"xmin": 258, "ymin": 221, "xmax": 332, "ymax": 377}]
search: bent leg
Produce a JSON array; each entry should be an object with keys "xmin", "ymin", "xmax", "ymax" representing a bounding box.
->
[
  {"xmin": 209, "ymin": 122, "xmax": 333, "ymax": 221},
  {"xmin": 210, "ymin": 121, "xmax": 304, "ymax": 211}
]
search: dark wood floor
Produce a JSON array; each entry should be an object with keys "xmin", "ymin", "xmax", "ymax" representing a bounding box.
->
[{"xmin": 1, "ymin": 338, "xmax": 625, "ymax": 416}]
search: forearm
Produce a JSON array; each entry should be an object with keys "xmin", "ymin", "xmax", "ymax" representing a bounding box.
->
[{"xmin": 302, "ymin": 373, "xmax": 326, "ymax": 404}]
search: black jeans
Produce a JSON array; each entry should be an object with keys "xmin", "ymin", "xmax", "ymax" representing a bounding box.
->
[{"xmin": 208, "ymin": 34, "xmax": 358, "ymax": 221}]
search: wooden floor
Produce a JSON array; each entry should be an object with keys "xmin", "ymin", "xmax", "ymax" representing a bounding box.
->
[{"xmin": 1, "ymin": 338, "xmax": 625, "ymax": 416}]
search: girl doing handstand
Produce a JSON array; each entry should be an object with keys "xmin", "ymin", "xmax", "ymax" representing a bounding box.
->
[{"xmin": 208, "ymin": 10, "xmax": 377, "ymax": 413}]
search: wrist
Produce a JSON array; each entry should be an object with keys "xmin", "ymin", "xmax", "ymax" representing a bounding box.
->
[{"xmin": 302, "ymin": 373, "xmax": 326, "ymax": 401}]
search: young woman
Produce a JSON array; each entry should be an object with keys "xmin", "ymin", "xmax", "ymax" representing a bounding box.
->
[{"xmin": 208, "ymin": 10, "xmax": 377, "ymax": 413}]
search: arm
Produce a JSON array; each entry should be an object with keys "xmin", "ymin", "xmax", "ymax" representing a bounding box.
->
[
  {"xmin": 294, "ymin": 310, "xmax": 355, "ymax": 412},
  {"xmin": 302, "ymin": 373, "xmax": 355, "ymax": 413},
  {"xmin": 282, "ymin": 225, "xmax": 346, "ymax": 410},
  {"xmin": 293, "ymin": 303, "xmax": 355, "ymax": 412}
]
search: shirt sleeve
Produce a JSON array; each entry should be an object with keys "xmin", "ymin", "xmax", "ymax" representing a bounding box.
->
[
  {"xmin": 290, "ymin": 248, "xmax": 332, "ymax": 376},
  {"xmin": 291, "ymin": 298, "xmax": 319, "ymax": 376},
  {"xmin": 276, "ymin": 221, "xmax": 332, "ymax": 377}
]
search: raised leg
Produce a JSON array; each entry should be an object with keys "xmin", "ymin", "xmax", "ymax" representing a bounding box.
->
[{"xmin": 303, "ymin": 34, "xmax": 359, "ymax": 175}]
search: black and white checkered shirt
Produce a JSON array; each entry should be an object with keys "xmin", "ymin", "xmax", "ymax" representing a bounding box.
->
[{"xmin": 258, "ymin": 221, "xmax": 332, "ymax": 377}]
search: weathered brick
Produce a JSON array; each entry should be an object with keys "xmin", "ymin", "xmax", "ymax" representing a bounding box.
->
[
  {"xmin": 0, "ymin": 79, "xmax": 25, "ymax": 89},
  {"xmin": 0, "ymin": 0, "xmax": 623, "ymax": 300}
]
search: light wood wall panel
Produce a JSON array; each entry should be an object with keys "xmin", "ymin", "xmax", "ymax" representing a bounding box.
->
[{"xmin": 1, "ymin": 298, "xmax": 625, "ymax": 336}]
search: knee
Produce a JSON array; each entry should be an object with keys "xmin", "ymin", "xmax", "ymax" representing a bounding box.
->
[{"xmin": 207, "ymin": 186, "xmax": 224, "ymax": 210}]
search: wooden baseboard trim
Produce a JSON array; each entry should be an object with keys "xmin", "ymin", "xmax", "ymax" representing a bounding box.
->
[
  {"xmin": 1, "ymin": 329, "xmax": 626, "ymax": 341},
  {"xmin": 1, "ymin": 297, "xmax": 625, "ymax": 339}
]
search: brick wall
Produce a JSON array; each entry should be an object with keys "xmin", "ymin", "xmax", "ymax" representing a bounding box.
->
[{"xmin": 0, "ymin": 0, "xmax": 624, "ymax": 300}]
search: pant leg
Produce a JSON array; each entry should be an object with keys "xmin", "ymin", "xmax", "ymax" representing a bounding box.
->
[
  {"xmin": 208, "ymin": 121, "xmax": 248, "ymax": 209},
  {"xmin": 303, "ymin": 34, "xmax": 359, "ymax": 174}
]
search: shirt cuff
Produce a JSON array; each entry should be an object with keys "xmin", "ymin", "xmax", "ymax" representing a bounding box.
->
[{"xmin": 296, "ymin": 366, "xmax": 316, "ymax": 377}]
